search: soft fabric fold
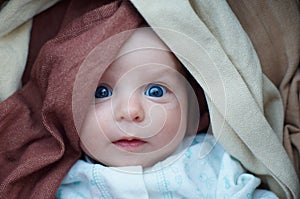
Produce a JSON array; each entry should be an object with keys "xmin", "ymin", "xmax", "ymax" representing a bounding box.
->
[
  {"xmin": 227, "ymin": 0, "xmax": 300, "ymax": 180},
  {"xmin": 0, "ymin": 0, "xmax": 61, "ymax": 101}
]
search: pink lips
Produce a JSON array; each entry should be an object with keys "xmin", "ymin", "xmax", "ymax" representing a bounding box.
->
[{"xmin": 113, "ymin": 138, "xmax": 146, "ymax": 151}]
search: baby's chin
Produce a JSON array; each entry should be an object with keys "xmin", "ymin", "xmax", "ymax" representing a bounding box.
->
[
  {"xmin": 96, "ymin": 151, "xmax": 174, "ymax": 169},
  {"xmin": 102, "ymin": 155, "xmax": 164, "ymax": 168}
]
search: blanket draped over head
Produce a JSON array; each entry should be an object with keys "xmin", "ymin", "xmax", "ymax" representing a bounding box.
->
[{"xmin": 0, "ymin": 0, "xmax": 299, "ymax": 198}]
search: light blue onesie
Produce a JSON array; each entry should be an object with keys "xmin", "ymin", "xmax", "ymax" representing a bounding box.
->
[{"xmin": 57, "ymin": 134, "xmax": 278, "ymax": 199}]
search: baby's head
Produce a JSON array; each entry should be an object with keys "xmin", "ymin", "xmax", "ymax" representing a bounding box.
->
[{"xmin": 79, "ymin": 28, "xmax": 199, "ymax": 167}]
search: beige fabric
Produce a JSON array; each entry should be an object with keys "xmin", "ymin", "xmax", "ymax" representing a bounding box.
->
[
  {"xmin": 0, "ymin": 0, "xmax": 60, "ymax": 101},
  {"xmin": 227, "ymin": 0, "xmax": 300, "ymax": 187},
  {"xmin": 130, "ymin": 0, "xmax": 299, "ymax": 198}
]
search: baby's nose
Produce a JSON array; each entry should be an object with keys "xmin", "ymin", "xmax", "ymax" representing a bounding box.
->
[{"xmin": 114, "ymin": 94, "xmax": 145, "ymax": 122}]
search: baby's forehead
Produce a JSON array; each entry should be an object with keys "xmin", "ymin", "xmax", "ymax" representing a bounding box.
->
[
  {"xmin": 113, "ymin": 28, "xmax": 183, "ymax": 73},
  {"xmin": 118, "ymin": 28, "xmax": 170, "ymax": 54}
]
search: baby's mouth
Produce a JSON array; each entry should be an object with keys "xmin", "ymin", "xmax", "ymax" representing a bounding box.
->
[{"xmin": 112, "ymin": 138, "xmax": 146, "ymax": 151}]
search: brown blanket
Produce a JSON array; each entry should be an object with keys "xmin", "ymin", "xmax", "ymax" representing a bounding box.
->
[{"xmin": 0, "ymin": 0, "xmax": 143, "ymax": 198}]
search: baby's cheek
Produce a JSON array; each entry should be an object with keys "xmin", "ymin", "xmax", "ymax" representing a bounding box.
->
[
  {"xmin": 155, "ymin": 113, "xmax": 185, "ymax": 154},
  {"xmin": 164, "ymin": 106, "xmax": 182, "ymax": 137},
  {"xmin": 95, "ymin": 106, "xmax": 114, "ymax": 130},
  {"xmin": 166, "ymin": 102, "xmax": 182, "ymax": 122}
]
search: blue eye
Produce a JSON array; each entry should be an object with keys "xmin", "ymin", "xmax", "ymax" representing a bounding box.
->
[
  {"xmin": 145, "ymin": 84, "xmax": 167, "ymax": 97},
  {"xmin": 95, "ymin": 85, "xmax": 112, "ymax": 98}
]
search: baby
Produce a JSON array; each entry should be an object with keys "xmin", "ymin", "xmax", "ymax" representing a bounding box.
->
[{"xmin": 57, "ymin": 28, "xmax": 278, "ymax": 198}]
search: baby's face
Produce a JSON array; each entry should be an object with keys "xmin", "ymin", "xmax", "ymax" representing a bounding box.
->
[{"xmin": 79, "ymin": 29, "xmax": 190, "ymax": 167}]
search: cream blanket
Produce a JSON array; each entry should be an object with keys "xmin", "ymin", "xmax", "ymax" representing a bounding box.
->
[
  {"xmin": 0, "ymin": 0, "xmax": 60, "ymax": 101},
  {"xmin": 130, "ymin": 0, "xmax": 299, "ymax": 198}
]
